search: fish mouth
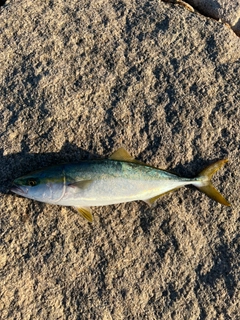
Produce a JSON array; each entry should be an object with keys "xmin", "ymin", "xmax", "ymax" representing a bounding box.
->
[{"xmin": 10, "ymin": 184, "xmax": 28, "ymax": 195}]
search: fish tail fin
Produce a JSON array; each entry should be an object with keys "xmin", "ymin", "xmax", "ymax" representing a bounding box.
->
[{"xmin": 192, "ymin": 159, "xmax": 231, "ymax": 206}]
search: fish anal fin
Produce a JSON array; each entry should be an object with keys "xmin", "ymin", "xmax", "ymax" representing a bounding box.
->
[
  {"xmin": 144, "ymin": 195, "xmax": 162, "ymax": 207},
  {"xmin": 143, "ymin": 188, "xmax": 181, "ymax": 207},
  {"xmin": 109, "ymin": 147, "xmax": 145, "ymax": 164},
  {"xmin": 75, "ymin": 206, "xmax": 93, "ymax": 222}
]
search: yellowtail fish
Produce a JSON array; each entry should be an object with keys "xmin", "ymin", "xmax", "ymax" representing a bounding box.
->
[{"xmin": 11, "ymin": 148, "xmax": 230, "ymax": 222}]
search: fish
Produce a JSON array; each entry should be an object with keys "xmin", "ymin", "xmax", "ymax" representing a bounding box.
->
[{"xmin": 11, "ymin": 147, "xmax": 231, "ymax": 222}]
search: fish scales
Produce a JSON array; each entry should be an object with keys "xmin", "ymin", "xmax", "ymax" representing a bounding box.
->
[{"xmin": 61, "ymin": 160, "xmax": 191, "ymax": 206}]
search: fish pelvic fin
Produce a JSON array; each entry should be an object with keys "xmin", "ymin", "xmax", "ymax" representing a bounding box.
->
[
  {"xmin": 193, "ymin": 159, "xmax": 231, "ymax": 206},
  {"xmin": 75, "ymin": 207, "xmax": 93, "ymax": 222}
]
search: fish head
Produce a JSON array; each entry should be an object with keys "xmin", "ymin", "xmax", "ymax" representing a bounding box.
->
[{"xmin": 11, "ymin": 166, "xmax": 65, "ymax": 204}]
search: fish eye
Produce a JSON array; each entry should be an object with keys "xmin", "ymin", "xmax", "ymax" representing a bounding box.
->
[{"xmin": 27, "ymin": 178, "xmax": 39, "ymax": 187}]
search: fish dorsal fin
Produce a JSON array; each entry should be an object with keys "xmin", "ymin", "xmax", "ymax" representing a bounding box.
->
[
  {"xmin": 75, "ymin": 206, "xmax": 93, "ymax": 222},
  {"xmin": 109, "ymin": 147, "xmax": 145, "ymax": 164},
  {"xmin": 109, "ymin": 147, "xmax": 134, "ymax": 161}
]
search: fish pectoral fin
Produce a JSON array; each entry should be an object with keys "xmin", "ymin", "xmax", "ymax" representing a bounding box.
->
[
  {"xmin": 109, "ymin": 147, "xmax": 145, "ymax": 164},
  {"xmin": 143, "ymin": 188, "xmax": 181, "ymax": 207},
  {"xmin": 68, "ymin": 180, "xmax": 92, "ymax": 189},
  {"xmin": 75, "ymin": 206, "xmax": 93, "ymax": 222}
]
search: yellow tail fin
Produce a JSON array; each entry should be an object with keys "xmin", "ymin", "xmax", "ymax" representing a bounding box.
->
[{"xmin": 195, "ymin": 159, "xmax": 231, "ymax": 206}]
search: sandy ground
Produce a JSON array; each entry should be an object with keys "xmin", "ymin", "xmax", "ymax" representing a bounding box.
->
[{"xmin": 0, "ymin": 1, "xmax": 239, "ymax": 319}]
